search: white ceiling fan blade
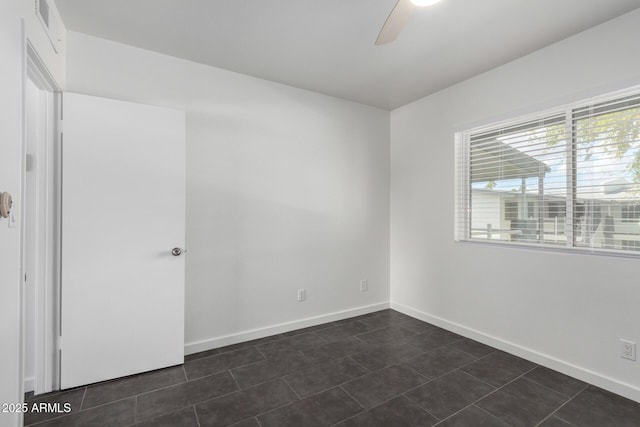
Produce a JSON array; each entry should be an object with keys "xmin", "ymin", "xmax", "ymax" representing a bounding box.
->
[{"xmin": 375, "ymin": 0, "xmax": 415, "ymax": 45}]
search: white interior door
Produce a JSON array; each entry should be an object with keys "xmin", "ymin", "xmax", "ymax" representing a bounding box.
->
[{"xmin": 61, "ymin": 93, "xmax": 185, "ymax": 389}]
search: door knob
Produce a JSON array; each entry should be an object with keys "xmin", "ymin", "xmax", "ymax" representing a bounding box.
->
[
  {"xmin": 0, "ymin": 191, "xmax": 12, "ymax": 218},
  {"xmin": 171, "ymin": 248, "xmax": 183, "ymax": 256}
]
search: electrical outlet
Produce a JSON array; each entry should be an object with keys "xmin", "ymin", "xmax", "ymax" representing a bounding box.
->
[
  {"xmin": 297, "ymin": 288, "xmax": 306, "ymax": 302},
  {"xmin": 360, "ymin": 279, "xmax": 368, "ymax": 292},
  {"xmin": 620, "ymin": 339, "xmax": 636, "ymax": 361}
]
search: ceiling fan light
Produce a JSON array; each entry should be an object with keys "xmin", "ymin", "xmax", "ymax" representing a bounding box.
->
[{"xmin": 410, "ymin": 0, "xmax": 441, "ymax": 6}]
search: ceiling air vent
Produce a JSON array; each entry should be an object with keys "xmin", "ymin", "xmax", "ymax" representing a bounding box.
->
[
  {"xmin": 37, "ymin": 0, "xmax": 50, "ymax": 28},
  {"xmin": 36, "ymin": 0, "xmax": 61, "ymax": 53}
]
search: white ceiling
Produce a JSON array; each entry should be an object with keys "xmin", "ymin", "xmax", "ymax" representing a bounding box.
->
[{"xmin": 54, "ymin": 0, "xmax": 640, "ymax": 110}]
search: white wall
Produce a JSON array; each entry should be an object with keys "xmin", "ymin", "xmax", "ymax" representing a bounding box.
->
[
  {"xmin": 1, "ymin": 0, "xmax": 66, "ymax": 425},
  {"xmin": 64, "ymin": 32, "xmax": 390, "ymax": 352},
  {"xmin": 391, "ymin": 9, "xmax": 640, "ymax": 401},
  {"xmin": 0, "ymin": 3, "xmax": 26, "ymax": 426}
]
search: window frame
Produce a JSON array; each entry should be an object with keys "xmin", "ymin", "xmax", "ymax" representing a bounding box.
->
[{"xmin": 455, "ymin": 86, "xmax": 640, "ymax": 258}]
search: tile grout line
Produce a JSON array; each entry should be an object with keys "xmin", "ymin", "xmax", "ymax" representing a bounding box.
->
[
  {"xmin": 353, "ymin": 347, "xmax": 429, "ymax": 372},
  {"xmin": 276, "ymin": 358, "xmax": 371, "ymax": 401},
  {"xmin": 553, "ymin": 413, "xmax": 578, "ymax": 426},
  {"xmin": 185, "ymin": 356, "xmax": 266, "ymax": 383},
  {"xmin": 134, "ymin": 371, "xmax": 261, "ymax": 424},
  {"xmin": 351, "ymin": 334, "xmax": 368, "ymax": 344},
  {"xmin": 404, "ymin": 354, "xmax": 539, "ymax": 426},
  {"xmin": 453, "ymin": 363, "xmax": 538, "ymax": 396},
  {"xmin": 448, "ymin": 344, "xmax": 498, "ymax": 360},
  {"xmin": 132, "ymin": 376, "xmax": 192, "ymax": 400},
  {"xmin": 137, "ymin": 389, "xmax": 244, "ymax": 425},
  {"xmin": 400, "ymin": 334, "xmax": 469, "ymax": 355},
  {"xmin": 342, "ymin": 380, "xmax": 441, "ymax": 424},
  {"xmin": 280, "ymin": 377, "xmax": 303, "ymax": 401},
  {"xmin": 218, "ymin": 336, "xmax": 287, "ymax": 355},
  {"xmin": 192, "ymin": 405, "xmax": 201, "ymax": 427},
  {"xmin": 242, "ymin": 334, "xmax": 390, "ymax": 426},
  {"xmin": 307, "ymin": 344, "xmax": 371, "ymax": 365},
  {"xmin": 297, "ymin": 349, "xmax": 313, "ymax": 363},
  {"xmin": 468, "ymin": 368, "xmax": 585, "ymax": 425},
  {"xmin": 338, "ymin": 384, "xmax": 367, "ymax": 411},
  {"xmin": 227, "ymin": 369, "xmax": 242, "ymax": 391},
  {"xmin": 400, "ymin": 344, "xmax": 501, "ymax": 397},
  {"xmin": 227, "ymin": 355, "xmax": 316, "ymax": 390},
  {"xmin": 184, "ymin": 348, "xmax": 220, "ymax": 363},
  {"xmin": 254, "ymin": 346, "xmax": 268, "ymax": 360},
  {"xmin": 79, "ymin": 386, "xmax": 87, "ymax": 411},
  {"xmin": 185, "ymin": 375, "xmax": 308, "ymax": 424},
  {"xmin": 229, "ymin": 416, "xmax": 263, "ymax": 427},
  {"xmin": 219, "ymin": 375, "xmax": 299, "ymax": 396},
  {"xmin": 182, "ymin": 364, "xmax": 188, "ymax": 382},
  {"xmin": 428, "ymin": 364, "xmax": 540, "ymax": 426},
  {"xmin": 435, "ymin": 346, "xmax": 496, "ymax": 364},
  {"xmin": 133, "ymin": 395, "xmax": 138, "ymax": 424},
  {"xmin": 400, "ymin": 376, "xmax": 446, "ymax": 422},
  {"xmin": 346, "ymin": 355, "xmax": 373, "ymax": 374},
  {"xmin": 189, "ymin": 345, "xmax": 267, "ymax": 364},
  {"xmin": 533, "ymin": 383, "xmax": 590, "ymax": 427},
  {"xmin": 27, "ymin": 392, "xmax": 139, "ymax": 427},
  {"xmin": 328, "ymin": 410, "xmax": 362, "ymax": 427},
  {"xmin": 311, "ymin": 331, "xmax": 330, "ymax": 345},
  {"xmin": 127, "ymin": 403, "xmax": 198, "ymax": 427},
  {"xmin": 66, "ymin": 366, "xmax": 188, "ymax": 408},
  {"xmin": 304, "ymin": 327, "xmax": 422, "ymax": 363},
  {"xmin": 472, "ymin": 403, "xmax": 511, "ymax": 425},
  {"xmin": 520, "ymin": 375, "xmax": 577, "ymax": 400},
  {"xmin": 248, "ymin": 395, "xmax": 305, "ymax": 424}
]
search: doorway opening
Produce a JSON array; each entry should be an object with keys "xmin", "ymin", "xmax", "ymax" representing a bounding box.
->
[{"xmin": 23, "ymin": 43, "xmax": 62, "ymax": 396}]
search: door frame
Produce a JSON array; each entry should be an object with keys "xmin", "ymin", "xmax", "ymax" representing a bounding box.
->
[{"xmin": 22, "ymin": 41, "xmax": 62, "ymax": 395}]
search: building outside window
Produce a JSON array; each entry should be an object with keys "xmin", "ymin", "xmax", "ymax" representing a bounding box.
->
[{"xmin": 456, "ymin": 88, "xmax": 640, "ymax": 255}]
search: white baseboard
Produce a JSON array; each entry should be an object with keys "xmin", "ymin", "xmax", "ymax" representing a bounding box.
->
[
  {"xmin": 24, "ymin": 377, "xmax": 35, "ymax": 394},
  {"xmin": 391, "ymin": 301, "xmax": 640, "ymax": 403},
  {"xmin": 184, "ymin": 301, "xmax": 390, "ymax": 356}
]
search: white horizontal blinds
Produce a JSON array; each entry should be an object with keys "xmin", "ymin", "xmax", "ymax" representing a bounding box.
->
[
  {"xmin": 454, "ymin": 133, "xmax": 469, "ymax": 241},
  {"xmin": 457, "ymin": 87, "xmax": 640, "ymax": 255},
  {"xmin": 572, "ymin": 94, "xmax": 640, "ymax": 252},
  {"xmin": 466, "ymin": 114, "xmax": 568, "ymax": 245}
]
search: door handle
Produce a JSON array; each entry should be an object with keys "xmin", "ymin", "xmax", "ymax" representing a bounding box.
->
[{"xmin": 171, "ymin": 248, "xmax": 184, "ymax": 256}]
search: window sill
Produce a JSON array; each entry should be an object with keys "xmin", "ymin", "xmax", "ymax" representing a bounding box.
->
[{"xmin": 455, "ymin": 238, "xmax": 640, "ymax": 260}]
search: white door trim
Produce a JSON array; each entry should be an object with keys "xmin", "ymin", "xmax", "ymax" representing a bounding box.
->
[{"xmin": 23, "ymin": 41, "xmax": 61, "ymax": 396}]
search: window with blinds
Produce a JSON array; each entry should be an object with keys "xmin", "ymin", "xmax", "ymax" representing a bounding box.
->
[{"xmin": 455, "ymin": 88, "xmax": 640, "ymax": 255}]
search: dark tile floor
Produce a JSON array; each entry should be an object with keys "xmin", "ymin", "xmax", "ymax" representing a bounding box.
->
[{"xmin": 23, "ymin": 309, "xmax": 640, "ymax": 426}]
